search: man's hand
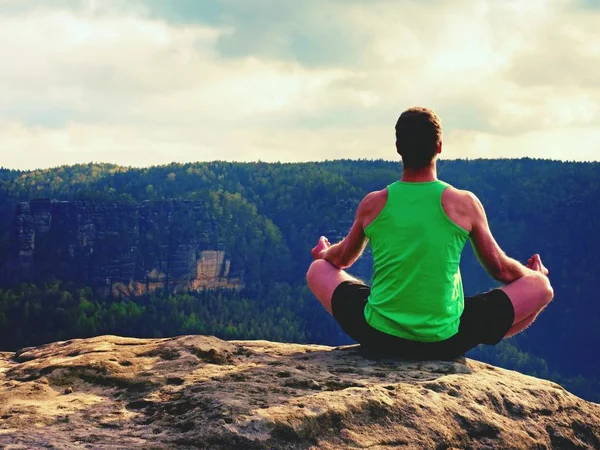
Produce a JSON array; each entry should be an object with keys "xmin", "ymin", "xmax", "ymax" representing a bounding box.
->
[
  {"xmin": 527, "ymin": 254, "xmax": 549, "ymax": 276},
  {"xmin": 311, "ymin": 236, "xmax": 331, "ymax": 260}
]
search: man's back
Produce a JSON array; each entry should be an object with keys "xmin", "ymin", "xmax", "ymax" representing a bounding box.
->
[
  {"xmin": 361, "ymin": 183, "xmax": 473, "ymax": 237},
  {"xmin": 363, "ymin": 180, "xmax": 470, "ymax": 342}
]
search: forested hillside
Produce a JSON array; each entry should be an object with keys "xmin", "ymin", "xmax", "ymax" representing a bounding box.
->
[{"xmin": 0, "ymin": 159, "xmax": 598, "ymax": 402}]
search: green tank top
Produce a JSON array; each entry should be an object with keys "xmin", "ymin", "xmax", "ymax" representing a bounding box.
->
[{"xmin": 364, "ymin": 180, "xmax": 470, "ymax": 342}]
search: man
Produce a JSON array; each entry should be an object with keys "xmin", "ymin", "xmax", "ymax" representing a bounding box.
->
[{"xmin": 306, "ymin": 107, "xmax": 554, "ymax": 359}]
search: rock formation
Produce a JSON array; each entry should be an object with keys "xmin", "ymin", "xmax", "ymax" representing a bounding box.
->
[
  {"xmin": 6, "ymin": 199, "xmax": 243, "ymax": 295},
  {"xmin": 1, "ymin": 335, "xmax": 598, "ymax": 449}
]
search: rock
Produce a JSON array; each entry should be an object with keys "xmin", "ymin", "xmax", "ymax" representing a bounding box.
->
[
  {"xmin": 5, "ymin": 200, "xmax": 244, "ymax": 295},
  {"xmin": 0, "ymin": 335, "xmax": 598, "ymax": 449}
]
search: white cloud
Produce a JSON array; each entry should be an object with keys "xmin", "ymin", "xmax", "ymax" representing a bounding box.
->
[
  {"xmin": 0, "ymin": 0, "xmax": 598, "ymax": 169},
  {"xmin": 445, "ymin": 126, "xmax": 600, "ymax": 162}
]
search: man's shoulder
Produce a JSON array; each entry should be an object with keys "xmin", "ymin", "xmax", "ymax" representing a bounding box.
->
[
  {"xmin": 360, "ymin": 189, "xmax": 388, "ymax": 211},
  {"xmin": 358, "ymin": 189, "xmax": 388, "ymax": 225},
  {"xmin": 441, "ymin": 186, "xmax": 482, "ymax": 219},
  {"xmin": 443, "ymin": 185, "xmax": 478, "ymax": 205},
  {"xmin": 364, "ymin": 188, "xmax": 388, "ymax": 202}
]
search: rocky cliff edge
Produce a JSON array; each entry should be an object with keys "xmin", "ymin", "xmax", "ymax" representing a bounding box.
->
[{"xmin": 1, "ymin": 335, "xmax": 599, "ymax": 449}]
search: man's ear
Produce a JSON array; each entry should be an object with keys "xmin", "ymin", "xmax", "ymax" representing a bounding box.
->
[
  {"xmin": 396, "ymin": 141, "xmax": 401, "ymax": 154},
  {"xmin": 437, "ymin": 142, "xmax": 442, "ymax": 155}
]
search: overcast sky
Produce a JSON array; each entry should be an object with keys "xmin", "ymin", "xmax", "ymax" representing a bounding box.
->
[{"xmin": 1, "ymin": 0, "xmax": 599, "ymax": 170}]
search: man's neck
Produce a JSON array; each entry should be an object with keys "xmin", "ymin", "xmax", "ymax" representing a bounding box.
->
[{"xmin": 400, "ymin": 164, "xmax": 438, "ymax": 182}]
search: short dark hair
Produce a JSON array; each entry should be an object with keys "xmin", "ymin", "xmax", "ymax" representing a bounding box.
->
[{"xmin": 395, "ymin": 107, "xmax": 442, "ymax": 169}]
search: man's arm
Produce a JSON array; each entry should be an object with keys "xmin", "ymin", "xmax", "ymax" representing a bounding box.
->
[
  {"xmin": 467, "ymin": 192, "xmax": 536, "ymax": 284},
  {"xmin": 315, "ymin": 192, "xmax": 377, "ymax": 269}
]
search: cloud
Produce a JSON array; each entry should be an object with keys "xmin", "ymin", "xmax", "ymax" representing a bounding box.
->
[
  {"xmin": 445, "ymin": 126, "xmax": 600, "ymax": 162},
  {"xmin": 505, "ymin": 4, "xmax": 600, "ymax": 88},
  {"xmin": 580, "ymin": 0, "xmax": 600, "ymax": 9},
  {"xmin": 0, "ymin": 0, "xmax": 598, "ymax": 169},
  {"xmin": 134, "ymin": 0, "xmax": 393, "ymax": 68}
]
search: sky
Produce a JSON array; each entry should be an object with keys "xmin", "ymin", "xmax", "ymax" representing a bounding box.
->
[{"xmin": 1, "ymin": 0, "xmax": 599, "ymax": 170}]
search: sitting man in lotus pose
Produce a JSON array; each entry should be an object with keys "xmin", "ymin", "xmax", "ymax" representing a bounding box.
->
[{"xmin": 306, "ymin": 107, "xmax": 554, "ymax": 359}]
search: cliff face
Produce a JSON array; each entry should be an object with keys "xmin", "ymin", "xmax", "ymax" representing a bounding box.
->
[
  {"xmin": 7, "ymin": 199, "xmax": 243, "ymax": 295},
  {"xmin": 0, "ymin": 335, "xmax": 599, "ymax": 449}
]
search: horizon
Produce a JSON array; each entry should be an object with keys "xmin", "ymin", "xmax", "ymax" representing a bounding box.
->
[
  {"xmin": 2, "ymin": 155, "xmax": 600, "ymax": 173},
  {"xmin": 1, "ymin": 0, "xmax": 599, "ymax": 169}
]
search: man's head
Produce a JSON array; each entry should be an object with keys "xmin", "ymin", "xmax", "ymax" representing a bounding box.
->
[{"xmin": 395, "ymin": 107, "xmax": 442, "ymax": 170}]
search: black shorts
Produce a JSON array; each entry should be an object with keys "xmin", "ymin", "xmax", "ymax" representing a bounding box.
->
[{"xmin": 331, "ymin": 281, "xmax": 515, "ymax": 360}]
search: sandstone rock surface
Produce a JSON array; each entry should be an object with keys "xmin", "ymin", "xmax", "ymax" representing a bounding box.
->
[{"xmin": 0, "ymin": 335, "xmax": 598, "ymax": 449}]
